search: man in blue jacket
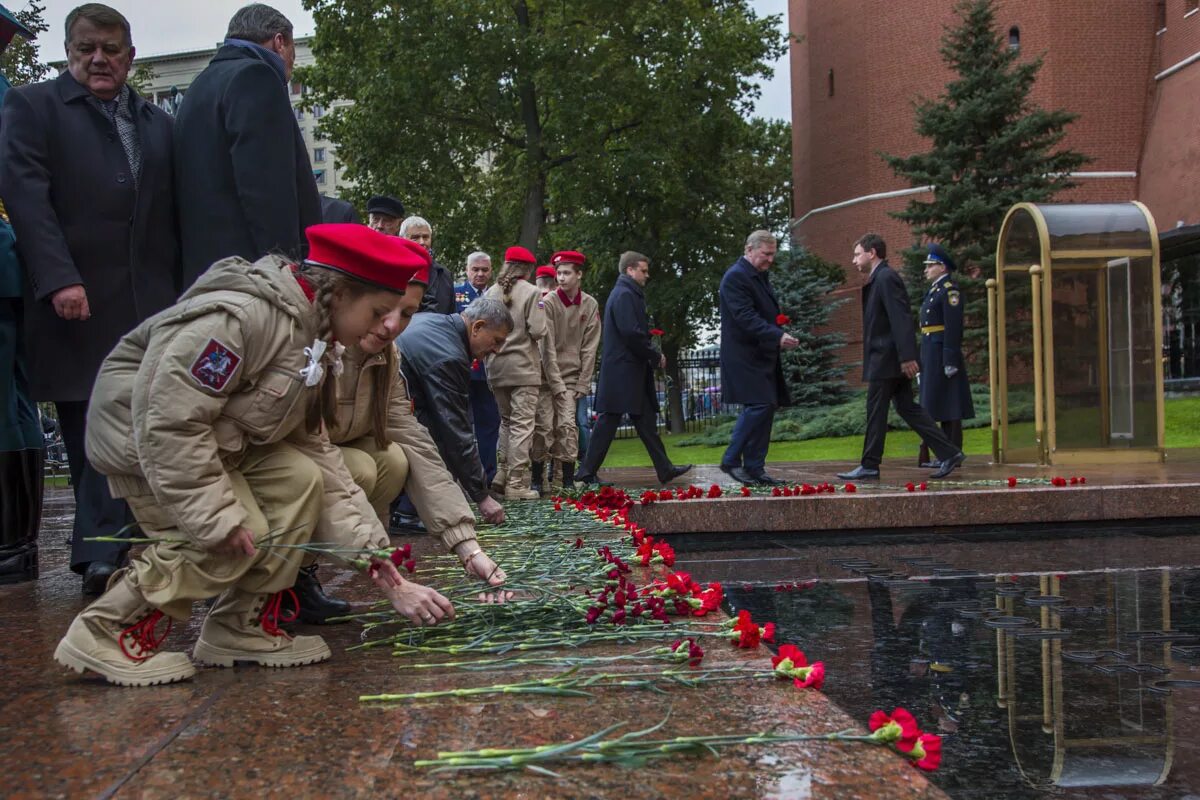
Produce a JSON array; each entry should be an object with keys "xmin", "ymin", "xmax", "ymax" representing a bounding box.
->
[
  {"xmin": 575, "ymin": 252, "xmax": 690, "ymax": 486},
  {"xmin": 718, "ymin": 230, "xmax": 798, "ymax": 485}
]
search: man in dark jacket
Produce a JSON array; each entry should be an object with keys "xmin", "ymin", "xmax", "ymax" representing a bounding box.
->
[
  {"xmin": 917, "ymin": 243, "xmax": 974, "ymax": 466},
  {"xmin": 575, "ymin": 252, "xmax": 691, "ymax": 486},
  {"xmin": 401, "ymin": 215, "xmax": 455, "ymax": 314},
  {"xmin": 837, "ymin": 234, "xmax": 964, "ymax": 481},
  {"xmin": 718, "ymin": 230, "xmax": 798, "ymax": 486},
  {"xmin": 455, "ymin": 251, "xmax": 500, "ymax": 482},
  {"xmin": 397, "ymin": 297, "xmax": 512, "ymax": 525},
  {"xmin": 173, "ymin": 4, "xmax": 320, "ymax": 288},
  {"xmin": 0, "ymin": 4, "xmax": 180, "ymax": 592}
]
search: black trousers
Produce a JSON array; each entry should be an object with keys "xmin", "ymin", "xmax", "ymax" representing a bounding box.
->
[
  {"xmin": 861, "ymin": 378, "xmax": 957, "ymax": 470},
  {"xmin": 57, "ymin": 401, "xmax": 133, "ymax": 572},
  {"xmin": 579, "ymin": 410, "xmax": 674, "ymax": 482},
  {"xmin": 919, "ymin": 420, "xmax": 963, "ymax": 465}
]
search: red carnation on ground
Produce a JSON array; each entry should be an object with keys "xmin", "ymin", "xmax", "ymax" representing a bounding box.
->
[
  {"xmin": 776, "ymin": 313, "xmax": 791, "ymax": 326},
  {"xmin": 740, "ymin": 486, "xmax": 752, "ymax": 497},
  {"xmin": 649, "ymin": 328, "xmax": 664, "ymax": 336},
  {"xmin": 919, "ymin": 482, "xmax": 927, "ymax": 491},
  {"xmin": 906, "ymin": 482, "xmax": 915, "ymax": 492},
  {"xmin": 707, "ymin": 484, "xmax": 722, "ymax": 498},
  {"xmin": 911, "ymin": 733, "xmax": 943, "ymax": 771},
  {"xmin": 869, "ymin": 707, "xmax": 920, "ymax": 748},
  {"xmin": 795, "ymin": 661, "xmax": 825, "ymax": 690},
  {"xmin": 1007, "ymin": 476, "xmax": 1017, "ymax": 487},
  {"xmin": 844, "ymin": 483, "xmax": 857, "ymax": 493}
]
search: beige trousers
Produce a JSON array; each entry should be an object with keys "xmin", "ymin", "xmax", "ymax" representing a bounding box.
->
[
  {"xmin": 531, "ymin": 388, "xmax": 578, "ymax": 463},
  {"xmin": 338, "ymin": 437, "xmax": 409, "ymax": 524},
  {"xmin": 493, "ymin": 385, "xmax": 539, "ymax": 489},
  {"xmin": 124, "ymin": 441, "xmax": 323, "ymax": 621}
]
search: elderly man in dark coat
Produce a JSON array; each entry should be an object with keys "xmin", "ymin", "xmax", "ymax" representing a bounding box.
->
[
  {"xmin": 837, "ymin": 234, "xmax": 964, "ymax": 481},
  {"xmin": 718, "ymin": 230, "xmax": 798, "ymax": 486},
  {"xmin": 0, "ymin": 4, "xmax": 180, "ymax": 592},
  {"xmin": 173, "ymin": 3, "xmax": 320, "ymax": 288},
  {"xmin": 575, "ymin": 251, "xmax": 690, "ymax": 486}
]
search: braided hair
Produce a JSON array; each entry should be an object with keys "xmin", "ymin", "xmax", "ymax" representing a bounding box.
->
[{"xmin": 495, "ymin": 260, "xmax": 531, "ymax": 308}]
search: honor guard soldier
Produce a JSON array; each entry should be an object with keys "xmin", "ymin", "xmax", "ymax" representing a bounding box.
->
[{"xmin": 917, "ymin": 243, "xmax": 975, "ymax": 467}]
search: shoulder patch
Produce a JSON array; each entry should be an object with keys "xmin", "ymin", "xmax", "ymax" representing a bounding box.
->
[
  {"xmin": 189, "ymin": 338, "xmax": 242, "ymax": 391},
  {"xmin": 948, "ymin": 291, "xmax": 961, "ymax": 307}
]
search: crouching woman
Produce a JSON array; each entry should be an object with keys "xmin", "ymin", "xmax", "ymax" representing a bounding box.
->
[{"xmin": 54, "ymin": 224, "xmax": 450, "ymax": 687}]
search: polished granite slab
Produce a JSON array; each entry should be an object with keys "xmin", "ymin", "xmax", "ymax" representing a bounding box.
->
[{"xmin": 0, "ymin": 488, "xmax": 944, "ymax": 800}]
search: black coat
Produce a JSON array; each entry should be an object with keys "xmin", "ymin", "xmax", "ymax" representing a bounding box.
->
[
  {"xmin": 918, "ymin": 276, "xmax": 975, "ymax": 421},
  {"xmin": 0, "ymin": 72, "xmax": 180, "ymax": 402},
  {"xmin": 174, "ymin": 45, "xmax": 321, "ymax": 288},
  {"xmin": 320, "ymin": 195, "xmax": 360, "ymax": 224},
  {"xmin": 397, "ymin": 313, "xmax": 489, "ymax": 503},
  {"xmin": 718, "ymin": 257, "xmax": 790, "ymax": 406},
  {"xmin": 594, "ymin": 274, "xmax": 658, "ymax": 415},
  {"xmin": 417, "ymin": 260, "xmax": 456, "ymax": 315},
  {"xmin": 860, "ymin": 261, "xmax": 918, "ymax": 382}
]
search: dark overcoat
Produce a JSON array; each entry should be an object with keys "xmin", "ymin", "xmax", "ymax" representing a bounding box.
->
[
  {"xmin": 718, "ymin": 257, "xmax": 790, "ymax": 406},
  {"xmin": 174, "ymin": 45, "xmax": 321, "ymax": 288},
  {"xmin": 594, "ymin": 274, "xmax": 658, "ymax": 416},
  {"xmin": 0, "ymin": 72, "xmax": 180, "ymax": 402},
  {"xmin": 320, "ymin": 195, "xmax": 360, "ymax": 224},
  {"xmin": 918, "ymin": 276, "xmax": 975, "ymax": 421},
  {"xmin": 860, "ymin": 260, "xmax": 918, "ymax": 382},
  {"xmin": 418, "ymin": 260, "xmax": 456, "ymax": 315}
]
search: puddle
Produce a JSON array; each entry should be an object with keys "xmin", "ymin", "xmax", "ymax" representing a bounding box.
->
[{"xmin": 672, "ymin": 524, "xmax": 1200, "ymax": 799}]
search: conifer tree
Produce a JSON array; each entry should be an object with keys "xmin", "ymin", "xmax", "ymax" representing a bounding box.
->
[
  {"xmin": 0, "ymin": 1, "xmax": 48, "ymax": 87},
  {"xmin": 772, "ymin": 248, "xmax": 847, "ymax": 408},
  {"xmin": 882, "ymin": 0, "xmax": 1088, "ymax": 364}
]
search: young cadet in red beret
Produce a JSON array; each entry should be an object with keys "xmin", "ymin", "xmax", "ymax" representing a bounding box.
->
[
  {"xmin": 529, "ymin": 264, "xmax": 565, "ymax": 493},
  {"xmin": 483, "ymin": 246, "xmax": 549, "ymax": 499},
  {"xmin": 55, "ymin": 225, "xmax": 457, "ymax": 687}
]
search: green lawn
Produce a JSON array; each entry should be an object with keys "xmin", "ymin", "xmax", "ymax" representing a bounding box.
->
[{"xmin": 599, "ymin": 396, "xmax": 1200, "ymax": 467}]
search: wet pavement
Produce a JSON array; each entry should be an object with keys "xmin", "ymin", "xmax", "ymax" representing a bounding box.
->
[
  {"xmin": 0, "ymin": 485, "xmax": 944, "ymax": 800},
  {"xmin": 677, "ymin": 524, "xmax": 1200, "ymax": 799}
]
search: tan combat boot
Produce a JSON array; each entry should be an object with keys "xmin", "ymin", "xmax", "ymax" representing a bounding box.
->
[
  {"xmin": 489, "ymin": 457, "xmax": 508, "ymax": 495},
  {"xmin": 192, "ymin": 586, "xmax": 331, "ymax": 668},
  {"xmin": 504, "ymin": 464, "xmax": 540, "ymax": 501},
  {"xmin": 54, "ymin": 570, "xmax": 196, "ymax": 687}
]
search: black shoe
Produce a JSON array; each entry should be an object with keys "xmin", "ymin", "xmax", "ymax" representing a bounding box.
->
[
  {"xmin": 919, "ymin": 460, "xmax": 941, "ymax": 469},
  {"xmin": 748, "ymin": 471, "xmax": 786, "ymax": 486},
  {"xmin": 718, "ymin": 463, "xmax": 738, "ymax": 476},
  {"xmin": 389, "ymin": 511, "xmax": 427, "ymax": 535},
  {"xmin": 836, "ymin": 466, "xmax": 880, "ymax": 480},
  {"xmin": 659, "ymin": 464, "xmax": 693, "ymax": 484},
  {"xmin": 727, "ymin": 467, "xmax": 757, "ymax": 486},
  {"xmin": 294, "ymin": 564, "xmax": 352, "ymax": 625},
  {"xmin": 930, "ymin": 451, "xmax": 966, "ymax": 479},
  {"xmin": 82, "ymin": 561, "xmax": 117, "ymax": 595},
  {"xmin": 0, "ymin": 542, "xmax": 37, "ymax": 585},
  {"xmin": 531, "ymin": 461, "xmax": 545, "ymax": 496},
  {"xmin": 560, "ymin": 461, "xmax": 575, "ymax": 488}
]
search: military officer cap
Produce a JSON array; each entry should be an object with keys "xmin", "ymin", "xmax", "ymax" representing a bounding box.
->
[
  {"xmin": 924, "ymin": 243, "xmax": 957, "ymax": 272},
  {"xmin": 366, "ymin": 195, "xmax": 406, "ymax": 219}
]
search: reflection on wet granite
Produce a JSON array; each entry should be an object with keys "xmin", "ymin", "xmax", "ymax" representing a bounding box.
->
[
  {"xmin": 712, "ymin": 526, "xmax": 1200, "ymax": 799},
  {"xmin": 0, "ymin": 488, "xmax": 944, "ymax": 799}
]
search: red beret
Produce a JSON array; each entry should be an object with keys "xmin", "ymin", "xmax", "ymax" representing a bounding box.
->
[
  {"xmin": 304, "ymin": 224, "xmax": 431, "ymax": 291},
  {"xmin": 551, "ymin": 250, "xmax": 586, "ymax": 266},
  {"xmin": 504, "ymin": 246, "xmax": 537, "ymax": 265},
  {"xmin": 535, "ymin": 265, "xmax": 558, "ymax": 279}
]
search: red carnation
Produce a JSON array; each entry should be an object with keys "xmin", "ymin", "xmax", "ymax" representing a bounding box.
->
[
  {"xmin": 776, "ymin": 313, "xmax": 791, "ymax": 326},
  {"xmin": 844, "ymin": 483, "xmax": 857, "ymax": 493},
  {"xmin": 403, "ymin": 559, "xmax": 416, "ymax": 574},
  {"xmin": 911, "ymin": 733, "xmax": 943, "ymax": 772},
  {"xmin": 919, "ymin": 482, "xmax": 928, "ymax": 491},
  {"xmin": 906, "ymin": 482, "xmax": 915, "ymax": 492},
  {"xmin": 707, "ymin": 484, "xmax": 722, "ymax": 498},
  {"xmin": 740, "ymin": 486, "xmax": 751, "ymax": 497},
  {"xmin": 869, "ymin": 708, "xmax": 920, "ymax": 747},
  {"xmin": 1007, "ymin": 476, "xmax": 1017, "ymax": 487},
  {"xmin": 649, "ymin": 328, "xmax": 664, "ymax": 336},
  {"xmin": 795, "ymin": 661, "xmax": 825, "ymax": 690}
]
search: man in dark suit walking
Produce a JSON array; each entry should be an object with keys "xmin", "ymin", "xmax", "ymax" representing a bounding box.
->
[
  {"xmin": 173, "ymin": 3, "xmax": 320, "ymax": 288},
  {"xmin": 837, "ymin": 233, "xmax": 964, "ymax": 481},
  {"xmin": 718, "ymin": 230, "xmax": 798, "ymax": 485},
  {"xmin": 575, "ymin": 251, "xmax": 690, "ymax": 486},
  {"xmin": 0, "ymin": 3, "xmax": 180, "ymax": 592}
]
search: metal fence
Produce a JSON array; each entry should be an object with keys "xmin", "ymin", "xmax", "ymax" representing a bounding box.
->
[{"xmin": 580, "ymin": 347, "xmax": 739, "ymax": 439}]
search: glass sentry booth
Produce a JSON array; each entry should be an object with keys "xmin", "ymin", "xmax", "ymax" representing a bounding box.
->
[{"xmin": 988, "ymin": 203, "xmax": 1165, "ymax": 465}]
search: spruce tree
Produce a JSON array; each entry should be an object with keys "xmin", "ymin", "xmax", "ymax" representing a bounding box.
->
[
  {"xmin": 772, "ymin": 248, "xmax": 848, "ymax": 408},
  {"xmin": 882, "ymin": 0, "xmax": 1088, "ymax": 364}
]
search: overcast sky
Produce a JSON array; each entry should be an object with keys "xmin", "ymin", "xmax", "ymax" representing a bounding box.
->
[{"xmin": 24, "ymin": 0, "xmax": 791, "ymax": 120}]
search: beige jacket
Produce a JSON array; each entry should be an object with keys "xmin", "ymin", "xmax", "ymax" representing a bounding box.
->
[
  {"xmin": 483, "ymin": 279, "xmax": 546, "ymax": 387},
  {"xmin": 329, "ymin": 345, "xmax": 477, "ymax": 552},
  {"xmin": 538, "ymin": 291, "xmax": 566, "ymax": 394},
  {"xmin": 546, "ymin": 289, "xmax": 601, "ymax": 396},
  {"xmin": 86, "ymin": 256, "xmax": 386, "ymax": 552}
]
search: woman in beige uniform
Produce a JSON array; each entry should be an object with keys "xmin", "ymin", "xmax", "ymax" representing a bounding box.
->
[
  {"xmin": 483, "ymin": 246, "xmax": 546, "ymax": 500},
  {"xmin": 54, "ymin": 225, "xmax": 454, "ymax": 687}
]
